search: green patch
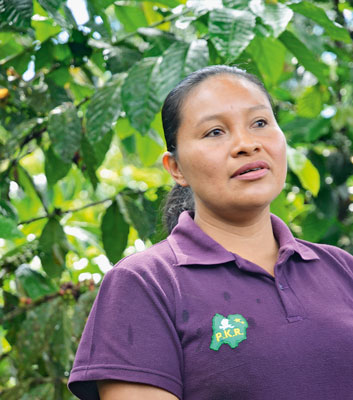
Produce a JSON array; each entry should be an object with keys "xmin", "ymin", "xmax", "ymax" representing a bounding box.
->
[{"xmin": 210, "ymin": 313, "xmax": 248, "ymax": 351}]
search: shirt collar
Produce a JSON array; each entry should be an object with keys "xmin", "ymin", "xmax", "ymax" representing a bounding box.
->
[{"xmin": 167, "ymin": 211, "xmax": 319, "ymax": 267}]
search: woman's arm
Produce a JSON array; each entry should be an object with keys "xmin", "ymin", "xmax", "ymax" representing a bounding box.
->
[{"xmin": 97, "ymin": 380, "xmax": 179, "ymax": 400}]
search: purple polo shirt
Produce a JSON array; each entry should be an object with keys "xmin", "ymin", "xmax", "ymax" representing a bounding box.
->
[{"xmin": 68, "ymin": 211, "xmax": 353, "ymax": 400}]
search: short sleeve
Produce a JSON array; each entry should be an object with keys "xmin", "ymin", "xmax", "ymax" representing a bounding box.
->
[{"xmin": 68, "ymin": 264, "xmax": 183, "ymax": 400}]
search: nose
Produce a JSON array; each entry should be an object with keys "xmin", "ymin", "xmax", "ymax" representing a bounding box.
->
[{"xmin": 229, "ymin": 130, "xmax": 262, "ymax": 158}]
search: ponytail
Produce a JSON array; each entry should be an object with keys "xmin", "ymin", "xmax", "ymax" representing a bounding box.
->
[{"xmin": 163, "ymin": 184, "xmax": 194, "ymax": 234}]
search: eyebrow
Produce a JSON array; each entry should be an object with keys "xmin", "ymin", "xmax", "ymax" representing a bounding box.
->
[{"xmin": 196, "ymin": 105, "xmax": 271, "ymax": 125}]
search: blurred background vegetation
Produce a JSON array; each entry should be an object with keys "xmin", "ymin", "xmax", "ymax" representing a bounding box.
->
[{"xmin": 0, "ymin": 0, "xmax": 352, "ymax": 398}]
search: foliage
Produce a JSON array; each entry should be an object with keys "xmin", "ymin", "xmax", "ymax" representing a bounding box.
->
[{"xmin": 0, "ymin": 0, "xmax": 352, "ymax": 398}]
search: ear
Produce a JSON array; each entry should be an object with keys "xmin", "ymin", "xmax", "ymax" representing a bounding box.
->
[{"xmin": 162, "ymin": 152, "xmax": 188, "ymax": 187}]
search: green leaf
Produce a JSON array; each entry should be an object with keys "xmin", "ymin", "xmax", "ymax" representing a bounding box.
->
[
  {"xmin": 279, "ymin": 30, "xmax": 329, "ymax": 86},
  {"xmin": 249, "ymin": 0, "xmax": 293, "ymax": 38},
  {"xmin": 15, "ymin": 264, "xmax": 58, "ymax": 300},
  {"xmin": 81, "ymin": 135, "xmax": 99, "ymax": 189},
  {"xmin": 122, "ymin": 57, "xmax": 161, "ymax": 134},
  {"xmin": 287, "ymin": 146, "xmax": 320, "ymax": 196},
  {"xmin": 138, "ymin": 27, "xmax": 175, "ymax": 56},
  {"xmin": 5, "ymin": 51, "xmax": 31, "ymax": 75},
  {"xmin": 15, "ymin": 300, "xmax": 54, "ymax": 368},
  {"xmin": 136, "ymin": 130, "xmax": 164, "ymax": 167},
  {"xmin": 301, "ymin": 211, "xmax": 333, "ymax": 243},
  {"xmin": 247, "ymin": 36, "xmax": 286, "ymax": 86},
  {"xmin": 37, "ymin": 0, "xmax": 69, "ymax": 29},
  {"xmin": 120, "ymin": 193, "xmax": 155, "ymax": 240},
  {"xmin": 0, "ymin": 32, "xmax": 23, "ymax": 61},
  {"xmin": 222, "ymin": 0, "xmax": 249, "ymax": 10},
  {"xmin": 270, "ymin": 192, "xmax": 289, "ymax": 225},
  {"xmin": 289, "ymin": 1, "xmax": 351, "ymax": 44},
  {"xmin": 0, "ymin": 200, "xmax": 18, "ymax": 221},
  {"xmin": 105, "ymin": 45, "xmax": 142, "ymax": 74},
  {"xmin": 115, "ymin": 4, "xmax": 148, "ymax": 32},
  {"xmin": 72, "ymin": 289, "xmax": 98, "ymax": 338},
  {"xmin": 183, "ymin": 39, "xmax": 210, "ymax": 78},
  {"xmin": 156, "ymin": 40, "xmax": 209, "ymax": 103},
  {"xmin": 20, "ymin": 383, "xmax": 55, "ymax": 400},
  {"xmin": 32, "ymin": 16, "xmax": 61, "ymax": 42},
  {"xmin": 94, "ymin": 128, "xmax": 114, "ymax": 166},
  {"xmin": 15, "ymin": 165, "xmax": 46, "ymax": 216},
  {"xmin": 86, "ymin": 79, "xmax": 122, "ymax": 144},
  {"xmin": 48, "ymin": 102, "xmax": 82, "ymax": 163},
  {"xmin": 138, "ymin": 0, "xmax": 180, "ymax": 6},
  {"xmin": 0, "ymin": 0, "xmax": 33, "ymax": 29},
  {"xmin": 101, "ymin": 201, "xmax": 129, "ymax": 263},
  {"xmin": 297, "ymin": 86, "xmax": 323, "ymax": 119},
  {"xmin": 39, "ymin": 218, "xmax": 70, "ymax": 278},
  {"xmin": 0, "ymin": 216, "xmax": 23, "ymax": 239},
  {"xmin": 45, "ymin": 145, "xmax": 72, "ymax": 186},
  {"xmin": 209, "ymin": 8, "xmax": 256, "ymax": 63},
  {"xmin": 49, "ymin": 300, "xmax": 72, "ymax": 371}
]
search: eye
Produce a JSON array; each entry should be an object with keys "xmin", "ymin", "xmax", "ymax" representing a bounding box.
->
[
  {"xmin": 253, "ymin": 119, "xmax": 267, "ymax": 128},
  {"xmin": 205, "ymin": 128, "xmax": 224, "ymax": 137}
]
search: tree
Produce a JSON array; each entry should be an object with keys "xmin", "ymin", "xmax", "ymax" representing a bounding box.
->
[{"xmin": 0, "ymin": 0, "xmax": 352, "ymax": 398}]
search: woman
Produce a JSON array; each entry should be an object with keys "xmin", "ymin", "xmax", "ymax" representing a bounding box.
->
[{"xmin": 68, "ymin": 66, "xmax": 353, "ymax": 400}]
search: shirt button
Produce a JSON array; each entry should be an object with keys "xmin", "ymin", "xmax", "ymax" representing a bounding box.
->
[{"xmin": 279, "ymin": 283, "xmax": 285, "ymax": 290}]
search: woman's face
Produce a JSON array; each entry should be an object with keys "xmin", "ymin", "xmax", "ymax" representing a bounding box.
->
[{"xmin": 165, "ymin": 74, "xmax": 287, "ymax": 219}]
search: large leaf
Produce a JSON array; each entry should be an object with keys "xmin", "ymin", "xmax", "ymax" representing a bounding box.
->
[
  {"xmin": 120, "ymin": 193, "xmax": 156, "ymax": 240},
  {"xmin": 15, "ymin": 300, "xmax": 55, "ymax": 368},
  {"xmin": 32, "ymin": 16, "xmax": 61, "ymax": 42},
  {"xmin": 72, "ymin": 289, "xmax": 98, "ymax": 338},
  {"xmin": 301, "ymin": 211, "xmax": 334, "ymax": 243},
  {"xmin": 45, "ymin": 145, "xmax": 72, "ymax": 186},
  {"xmin": 0, "ymin": 216, "xmax": 23, "ymax": 239},
  {"xmin": 20, "ymin": 383, "xmax": 55, "ymax": 400},
  {"xmin": 115, "ymin": 4, "xmax": 148, "ymax": 32},
  {"xmin": 287, "ymin": 146, "xmax": 320, "ymax": 196},
  {"xmin": 155, "ymin": 40, "xmax": 209, "ymax": 103},
  {"xmin": 101, "ymin": 201, "xmax": 129, "ymax": 263},
  {"xmin": 49, "ymin": 299, "xmax": 72, "ymax": 371},
  {"xmin": 37, "ymin": 0, "xmax": 69, "ymax": 29},
  {"xmin": 222, "ymin": 0, "xmax": 249, "ymax": 9},
  {"xmin": 86, "ymin": 79, "xmax": 122, "ymax": 144},
  {"xmin": 15, "ymin": 264, "xmax": 58, "ymax": 300},
  {"xmin": 48, "ymin": 102, "xmax": 82, "ymax": 163},
  {"xmin": 297, "ymin": 86, "xmax": 323, "ymax": 119},
  {"xmin": 138, "ymin": 27, "xmax": 175, "ymax": 56},
  {"xmin": 279, "ymin": 30, "xmax": 329, "ymax": 86},
  {"xmin": 209, "ymin": 8, "xmax": 256, "ymax": 63},
  {"xmin": 121, "ymin": 57, "xmax": 161, "ymax": 134},
  {"xmin": 247, "ymin": 36, "xmax": 286, "ymax": 86},
  {"xmin": 136, "ymin": 130, "xmax": 164, "ymax": 167},
  {"xmin": 289, "ymin": 1, "xmax": 351, "ymax": 44},
  {"xmin": 249, "ymin": 0, "xmax": 293, "ymax": 38},
  {"xmin": 81, "ymin": 135, "xmax": 99, "ymax": 189},
  {"xmin": 0, "ymin": 0, "xmax": 33, "ymax": 29},
  {"xmin": 105, "ymin": 45, "xmax": 142, "ymax": 74},
  {"xmin": 39, "ymin": 218, "xmax": 70, "ymax": 278}
]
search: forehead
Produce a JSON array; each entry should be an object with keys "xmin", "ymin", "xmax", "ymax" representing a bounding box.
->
[{"xmin": 180, "ymin": 74, "xmax": 270, "ymax": 121}]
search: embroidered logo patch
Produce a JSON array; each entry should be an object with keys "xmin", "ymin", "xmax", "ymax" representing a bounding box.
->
[{"xmin": 210, "ymin": 313, "xmax": 248, "ymax": 351}]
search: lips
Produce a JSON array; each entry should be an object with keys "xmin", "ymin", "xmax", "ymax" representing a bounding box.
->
[{"xmin": 232, "ymin": 161, "xmax": 270, "ymax": 178}]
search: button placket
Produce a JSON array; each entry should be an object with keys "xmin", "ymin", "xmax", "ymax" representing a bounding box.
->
[{"xmin": 275, "ymin": 262, "xmax": 306, "ymax": 323}]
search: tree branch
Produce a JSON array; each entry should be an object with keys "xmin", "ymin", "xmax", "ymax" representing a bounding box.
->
[
  {"xmin": 0, "ymin": 280, "xmax": 97, "ymax": 325},
  {"xmin": 18, "ymin": 196, "xmax": 114, "ymax": 225}
]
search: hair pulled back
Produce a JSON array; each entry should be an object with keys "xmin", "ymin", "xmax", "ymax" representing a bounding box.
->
[{"xmin": 162, "ymin": 65, "xmax": 272, "ymax": 233}]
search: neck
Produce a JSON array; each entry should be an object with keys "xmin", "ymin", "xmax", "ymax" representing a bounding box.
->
[{"xmin": 194, "ymin": 206, "xmax": 278, "ymax": 276}]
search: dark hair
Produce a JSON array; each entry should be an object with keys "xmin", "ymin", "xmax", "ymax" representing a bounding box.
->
[{"xmin": 162, "ymin": 65, "xmax": 273, "ymax": 233}]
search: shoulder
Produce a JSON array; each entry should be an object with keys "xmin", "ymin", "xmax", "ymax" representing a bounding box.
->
[{"xmin": 104, "ymin": 239, "xmax": 179, "ymax": 288}]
